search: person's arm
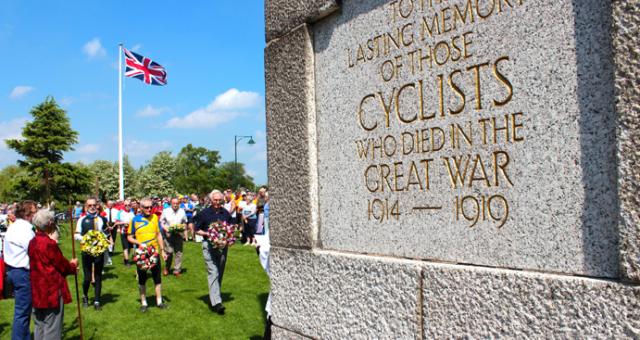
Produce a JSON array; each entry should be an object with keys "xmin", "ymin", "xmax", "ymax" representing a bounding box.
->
[
  {"xmin": 48, "ymin": 242, "xmax": 77, "ymax": 276},
  {"xmin": 127, "ymin": 220, "xmax": 139, "ymax": 246},
  {"xmin": 74, "ymin": 218, "xmax": 83, "ymax": 241},
  {"xmin": 195, "ymin": 214, "xmax": 208, "ymax": 236},
  {"xmin": 160, "ymin": 211, "xmax": 169, "ymax": 232},
  {"xmin": 156, "ymin": 224, "xmax": 166, "ymax": 259}
]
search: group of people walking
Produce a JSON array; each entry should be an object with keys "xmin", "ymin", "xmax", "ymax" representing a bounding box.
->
[{"xmin": 0, "ymin": 187, "xmax": 270, "ymax": 340}]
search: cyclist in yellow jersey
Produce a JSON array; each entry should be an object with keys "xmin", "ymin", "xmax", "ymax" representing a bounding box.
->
[{"xmin": 127, "ymin": 198, "xmax": 167, "ymax": 312}]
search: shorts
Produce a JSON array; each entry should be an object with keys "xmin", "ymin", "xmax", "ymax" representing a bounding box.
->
[
  {"xmin": 137, "ymin": 262, "xmax": 161, "ymax": 286},
  {"xmin": 120, "ymin": 232, "xmax": 132, "ymax": 250},
  {"xmin": 186, "ymin": 216, "xmax": 194, "ymax": 224}
]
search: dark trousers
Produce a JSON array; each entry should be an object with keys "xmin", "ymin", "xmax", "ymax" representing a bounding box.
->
[
  {"xmin": 6, "ymin": 267, "xmax": 31, "ymax": 340},
  {"xmin": 242, "ymin": 218, "xmax": 257, "ymax": 243},
  {"xmin": 82, "ymin": 253, "xmax": 104, "ymax": 303},
  {"xmin": 109, "ymin": 228, "xmax": 117, "ymax": 254}
]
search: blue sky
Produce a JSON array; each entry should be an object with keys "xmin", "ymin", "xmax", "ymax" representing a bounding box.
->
[{"xmin": 0, "ymin": 1, "xmax": 267, "ymax": 184}]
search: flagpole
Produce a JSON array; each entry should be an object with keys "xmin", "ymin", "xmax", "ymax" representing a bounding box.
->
[
  {"xmin": 118, "ymin": 43, "xmax": 124, "ymax": 201},
  {"xmin": 68, "ymin": 202, "xmax": 84, "ymax": 340}
]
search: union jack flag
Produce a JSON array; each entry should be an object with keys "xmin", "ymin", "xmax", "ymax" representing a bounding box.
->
[{"xmin": 123, "ymin": 48, "xmax": 167, "ymax": 86}]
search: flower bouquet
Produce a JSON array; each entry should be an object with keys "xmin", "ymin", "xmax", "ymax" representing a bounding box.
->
[
  {"xmin": 132, "ymin": 244, "xmax": 160, "ymax": 271},
  {"xmin": 80, "ymin": 230, "xmax": 110, "ymax": 257},
  {"xmin": 168, "ymin": 223, "xmax": 185, "ymax": 234},
  {"xmin": 206, "ymin": 221, "xmax": 240, "ymax": 249}
]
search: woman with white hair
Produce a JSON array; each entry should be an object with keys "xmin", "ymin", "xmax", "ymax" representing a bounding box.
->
[{"xmin": 28, "ymin": 209, "xmax": 78, "ymax": 340}]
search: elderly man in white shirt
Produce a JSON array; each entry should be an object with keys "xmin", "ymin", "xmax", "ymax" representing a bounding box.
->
[
  {"xmin": 160, "ymin": 197, "xmax": 187, "ymax": 277},
  {"xmin": 4, "ymin": 200, "xmax": 37, "ymax": 340}
]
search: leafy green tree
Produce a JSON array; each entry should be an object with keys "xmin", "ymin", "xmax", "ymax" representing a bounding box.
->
[
  {"xmin": 174, "ymin": 144, "xmax": 220, "ymax": 195},
  {"xmin": 123, "ymin": 155, "xmax": 137, "ymax": 197},
  {"xmin": 5, "ymin": 97, "xmax": 91, "ymax": 204},
  {"xmin": 135, "ymin": 151, "xmax": 177, "ymax": 197},
  {"xmin": 213, "ymin": 162, "xmax": 255, "ymax": 191},
  {"xmin": 0, "ymin": 165, "xmax": 29, "ymax": 202},
  {"xmin": 89, "ymin": 160, "xmax": 118, "ymax": 201}
]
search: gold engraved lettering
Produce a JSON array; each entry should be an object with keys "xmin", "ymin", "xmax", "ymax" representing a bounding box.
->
[
  {"xmin": 492, "ymin": 150, "xmax": 514, "ymax": 187},
  {"xmin": 492, "ymin": 56, "xmax": 513, "ymax": 107},
  {"xmin": 357, "ymin": 94, "xmax": 377, "ymax": 131},
  {"xmin": 396, "ymin": 83, "xmax": 417, "ymax": 123},
  {"xmin": 512, "ymin": 112, "xmax": 524, "ymax": 141},
  {"xmin": 448, "ymin": 69, "xmax": 466, "ymax": 114},
  {"xmin": 467, "ymin": 62, "xmax": 490, "ymax": 110}
]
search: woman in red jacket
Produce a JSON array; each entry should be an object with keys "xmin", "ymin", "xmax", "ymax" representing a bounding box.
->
[{"xmin": 29, "ymin": 209, "xmax": 78, "ymax": 340}]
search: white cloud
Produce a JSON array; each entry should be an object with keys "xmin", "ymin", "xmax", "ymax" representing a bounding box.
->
[
  {"xmin": 136, "ymin": 105, "xmax": 170, "ymax": 117},
  {"xmin": 76, "ymin": 144, "xmax": 100, "ymax": 154},
  {"xmin": 124, "ymin": 139, "xmax": 172, "ymax": 157},
  {"xmin": 9, "ymin": 86, "xmax": 34, "ymax": 99},
  {"xmin": 211, "ymin": 88, "xmax": 261, "ymax": 110},
  {"xmin": 165, "ymin": 88, "xmax": 261, "ymax": 129},
  {"xmin": 59, "ymin": 97, "xmax": 74, "ymax": 107},
  {"xmin": 82, "ymin": 38, "xmax": 106, "ymax": 59},
  {"xmin": 0, "ymin": 117, "xmax": 28, "ymax": 149},
  {"xmin": 166, "ymin": 109, "xmax": 241, "ymax": 129},
  {"xmin": 131, "ymin": 43, "xmax": 142, "ymax": 52}
]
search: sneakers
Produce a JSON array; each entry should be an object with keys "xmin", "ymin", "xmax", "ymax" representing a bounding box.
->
[
  {"xmin": 157, "ymin": 303, "xmax": 168, "ymax": 310},
  {"xmin": 140, "ymin": 305, "xmax": 148, "ymax": 313},
  {"xmin": 211, "ymin": 303, "xmax": 225, "ymax": 315},
  {"xmin": 82, "ymin": 296, "xmax": 88, "ymax": 308},
  {"xmin": 94, "ymin": 302, "xmax": 102, "ymax": 311},
  {"xmin": 173, "ymin": 271, "xmax": 182, "ymax": 277}
]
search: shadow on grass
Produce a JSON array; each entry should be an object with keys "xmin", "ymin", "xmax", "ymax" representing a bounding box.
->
[
  {"xmin": 198, "ymin": 292, "xmax": 233, "ymax": 307},
  {"xmin": 66, "ymin": 327, "xmax": 98, "ymax": 340},
  {"xmin": 257, "ymin": 292, "xmax": 269, "ymax": 319},
  {"xmin": 144, "ymin": 295, "xmax": 171, "ymax": 307},
  {"xmin": 0, "ymin": 322, "xmax": 9, "ymax": 334},
  {"xmin": 100, "ymin": 293, "xmax": 120, "ymax": 306}
]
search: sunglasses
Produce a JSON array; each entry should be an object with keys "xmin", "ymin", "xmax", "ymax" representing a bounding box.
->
[
  {"xmin": 142, "ymin": 206, "xmax": 152, "ymax": 209},
  {"xmin": 86, "ymin": 204, "xmax": 97, "ymax": 207}
]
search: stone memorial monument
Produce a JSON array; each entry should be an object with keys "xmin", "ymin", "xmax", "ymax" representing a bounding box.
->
[{"xmin": 265, "ymin": 0, "xmax": 639, "ymax": 337}]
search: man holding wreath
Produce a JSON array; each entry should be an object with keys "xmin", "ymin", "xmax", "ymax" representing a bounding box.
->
[
  {"xmin": 195, "ymin": 190, "xmax": 233, "ymax": 315},
  {"xmin": 127, "ymin": 198, "xmax": 168, "ymax": 312},
  {"xmin": 160, "ymin": 197, "xmax": 187, "ymax": 277}
]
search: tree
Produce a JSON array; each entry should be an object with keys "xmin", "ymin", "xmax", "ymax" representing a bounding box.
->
[
  {"xmin": 123, "ymin": 155, "xmax": 137, "ymax": 197},
  {"xmin": 213, "ymin": 162, "xmax": 255, "ymax": 191},
  {"xmin": 174, "ymin": 144, "xmax": 220, "ymax": 195},
  {"xmin": 134, "ymin": 151, "xmax": 176, "ymax": 197},
  {"xmin": 5, "ymin": 97, "xmax": 90, "ymax": 204},
  {"xmin": 0, "ymin": 165, "xmax": 29, "ymax": 202},
  {"xmin": 89, "ymin": 160, "xmax": 118, "ymax": 201}
]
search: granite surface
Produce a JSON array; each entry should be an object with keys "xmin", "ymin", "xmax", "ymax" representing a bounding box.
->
[
  {"xmin": 266, "ymin": 24, "xmax": 319, "ymax": 250},
  {"xmin": 313, "ymin": 0, "xmax": 619, "ymax": 277},
  {"xmin": 272, "ymin": 325, "xmax": 314, "ymax": 340},
  {"xmin": 613, "ymin": 0, "xmax": 640, "ymax": 282},
  {"xmin": 265, "ymin": 0, "xmax": 340, "ymax": 42},
  {"xmin": 270, "ymin": 248, "xmax": 421, "ymax": 339},
  {"xmin": 423, "ymin": 262, "xmax": 640, "ymax": 338}
]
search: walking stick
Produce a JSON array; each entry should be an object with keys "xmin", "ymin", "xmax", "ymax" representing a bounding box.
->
[{"xmin": 68, "ymin": 204, "xmax": 84, "ymax": 340}]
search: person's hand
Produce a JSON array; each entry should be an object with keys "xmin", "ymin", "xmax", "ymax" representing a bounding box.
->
[{"xmin": 162, "ymin": 250, "xmax": 168, "ymax": 261}]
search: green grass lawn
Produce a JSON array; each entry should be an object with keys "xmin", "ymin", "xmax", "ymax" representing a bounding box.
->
[{"xmin": 0, "ymin": 225, "xmax": 270, "ymax": 339}]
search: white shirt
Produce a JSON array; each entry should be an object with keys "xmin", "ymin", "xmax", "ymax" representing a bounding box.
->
[
  {"xmin": 117, "ymin": 210, "xmax": 135, "ymax": 224},
  {"xmin": 104, "ymin": 207, "xmax": 118, "ymax": 223},
  {"xmin": 3, "ymin": 219, "xmax": 35, "ymax": 269},
  {"xmin": 160, "ymin": 208, "xmax": 187, "ymax": 230}
]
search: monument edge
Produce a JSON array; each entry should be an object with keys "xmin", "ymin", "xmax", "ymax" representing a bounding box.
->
[
  {"xmin": 613, "ymin": 0, "xmax": 640, "ymax": 283},
  {"xmin": 265, "ymin": 0, "xmax": 341, "ymax": 42}
]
